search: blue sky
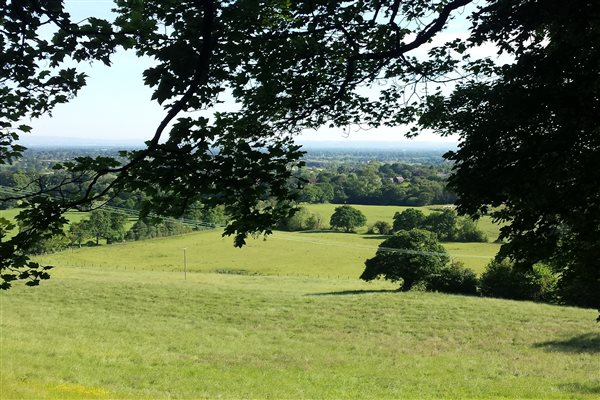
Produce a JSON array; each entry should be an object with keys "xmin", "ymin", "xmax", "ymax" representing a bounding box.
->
[{"xmin": 26, "ymin": 0, "xmax": 484, "ymax": 146}]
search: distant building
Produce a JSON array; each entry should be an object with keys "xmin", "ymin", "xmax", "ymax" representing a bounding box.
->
[{"xmin": 391, "ymin": 176, "xmax": 405, "ymax": 184}]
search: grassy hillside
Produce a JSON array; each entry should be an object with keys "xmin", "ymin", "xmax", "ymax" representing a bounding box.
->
[
  {"xmin": 303, "ymin": 203, "xmax": 502, "ymax": 241},
  {"xmin": 0, "ymin": 208, "xmax": 89, "ymax": 224},
  {"xmin": 38, "ymin": 229, "xmax": 499, "ymax": 275},
  {"xmin": 1, "ymin": 267, "xmax": 598, "ymax": 399},
  {"xmin": 0, "ymin": 208, "xmax": 91, "ymax": 236},
  {"xmin": 0, "ymin": 208, "xmax": 136, "ymax": 241}
]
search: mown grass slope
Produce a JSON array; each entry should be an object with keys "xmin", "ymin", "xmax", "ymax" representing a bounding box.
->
[
  {"xmin": 38, "ymin": 229, "xmax": 498, "ymax": 275},
  {"xmin": 304, "ymin": 203, "xmax": 502, "ymax": 241},
  {"xmin": 1, "ymin": 267, "xmax": 598, "ymax": 399}
]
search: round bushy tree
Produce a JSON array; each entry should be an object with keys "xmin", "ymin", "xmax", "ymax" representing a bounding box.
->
[
  {"xmin": 455, "ymin": 218, "xmax": 488, "ymax": 242},
  {"xmin": 361, "ymin": 229, "xmax": 450, "ymax": 291},
  {"xmin": 329, "ymin": 205, "xmax": 367, "ymax": 233},
  {"xmin": 424, "ymin": 209, "xmax": 458, "ymax": 241},
  {"xmin": 392, "ymin": 208, "xmax": 426, "ymax": 232}
]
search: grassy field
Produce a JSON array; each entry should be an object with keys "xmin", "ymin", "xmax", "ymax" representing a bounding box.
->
[
  {"xmin": 4, "ymin": 204, "xmax": 598, "ymax": 398},
  {"xmin": 303, "ymin": 203, "xmax": 502, "ymax": 241},
  {"xmin": 1, "ymin": 202, "xmax": 503, "ymax": 242},
  {"xmin": 0, "ymin": 208, "xmax": 90, "ymax": 224},
  {"xmin": 1, "ymin": 267, "xmax": 598, "ymax": 399},
  {"xmin": 38, "ymin": 229, "xmax": 499, "ymax": 275},
  {"xmin": 0, "ymin": 208, "xmax": 94, "ymax": 237},
  {"xmin": 3, "ymin": 204, "xmax": 502, "ymax": 275}
]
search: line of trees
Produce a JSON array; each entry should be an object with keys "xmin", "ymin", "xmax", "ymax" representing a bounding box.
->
[
  {"xmin": 27, "ymin": 210, "xmax": 196, "ymax": 255},
  {"xmin": 361, "ymin": 229, "xmax": 558, "ymax": 303},
  {"xmin": 392, "ymin": 208, "xmax": 488, "ymax": 242},
  {"xmin": 1, "ymin": 159, "xmax": 456, "ymax": 212},
  {"xmin": 125, "ymin": 218, "xmax": 193, "ymax": 241},
  {"xmin": 298, "ymin": 162, "xmax": 456, "ymax": 206},
  {"xmin": 69, "ymin": 210, "xmax": 128, "ymax": 247},
  {"xmin": 277, "ymin": 205, "xmax": 487, "ymax": 244}
]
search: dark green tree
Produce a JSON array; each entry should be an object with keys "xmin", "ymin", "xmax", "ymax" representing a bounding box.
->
[
  {"xmin": 68, "ymin": 221, "xmax": 90, "ymax": 248},
  {"xmin": 392, "ymin": 208, "xmax": 427, "ymax": 232},
  {"xmin": 329, "ymin": 205, "xmax": 367, "ymax": 233},
  {"xmin": 126, "ymin": 219, "xmax": 149, "ymax": 241},
  {"xmin": 424, "ymin": 209, "xmax": 458, "ymax": 241},
  {"xmin": 361, "ymin": 229, "xmax": 450, "ymax": 291},
  {"xmin": 418, "ymin": 0, "xmax": 600, "ymax": 313}
]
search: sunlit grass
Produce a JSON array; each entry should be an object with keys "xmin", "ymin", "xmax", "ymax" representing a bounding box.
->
[
  {"xmin": 38, "ymin": 229, "xmax": 499, "ymax": 277},
  {"xmin": 1, "ymin": 267, "xmax": 598, "ymax": 399}
]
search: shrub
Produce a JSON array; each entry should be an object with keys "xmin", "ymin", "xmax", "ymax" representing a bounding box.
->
[
  {"xmin": 480, "ymin": 259, "xmax": 527, "ymax": 299},
  {"xmin": 424, "ymin": 260, "xmax": 479, "ymax": 295},
  {"xmin": 480, "ymin": 259, "xmax": 558, "ymax": 302},
  {"xmin": 371, "ymin": 220, "xmax": 392, "ymax": 235},
  {"xmin": 278, "ymin": 207, "xmax": 321, "ymax": 231},
  {"xmin": 455, "ymin": 218, "xmax": 488, "ymax": 242},
  {"xmin": 304, "ymin": 213, "xmax": 322, "ymax": 230},
  {"xmin": 527, "ymin": 263, "xmax": 559, "ymax": 302}
]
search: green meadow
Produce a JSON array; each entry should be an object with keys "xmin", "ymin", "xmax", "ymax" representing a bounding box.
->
[
  {"xmin": 2, "ymin": 205, "xmax": 598, "ymax": 399},
  {"xmin": 0, "ymin": 208, "xmax": 92, "ymax": 236},
  {"xmin": 37, "ymin": 229, "xmax": 498, "ymax": 276},
  {"xmin": 1, "ymin": 266, "xmax": 598, "ymax": 399},
  {"xmin": 303, "ymin": 203, "xmax": 503, "ymax": 242}
]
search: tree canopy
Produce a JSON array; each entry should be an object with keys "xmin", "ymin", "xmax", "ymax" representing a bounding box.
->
[
  {"xmin": 361, "ymin": 229, "xmax": 450, "ymax": 291},
  {"xmin": 329, "ymin": 205, "xmax": 367, "ymax": 233},
  {"xmin": 418, "ymin": 0, "xmax": 600, "ymax": 311},
  {"xmin": 1, "ymin": 0, "xmax": 599, "ymax": 316}
]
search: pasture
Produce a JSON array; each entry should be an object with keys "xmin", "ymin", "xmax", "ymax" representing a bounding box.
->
[
  {"xmin": 303, "ymin": 203, "xmax": 502, "ymax": 241},
  {"xmin": 0, "ymin": 208, "xmax": 92, "ymax": 236},
  {"xmin": 2, "ymin": 204, "xmax": 598, "ymax": 399},
  {"xmin": 1, "ymin": 266, "xmax": 598, "ymax": 399},
  {"xmin": 37, "ymin": 229, "xmax": 498, "ymax": 275}
]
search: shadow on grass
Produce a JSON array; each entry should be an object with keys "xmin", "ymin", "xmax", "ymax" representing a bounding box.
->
[
  {"xmin": 306, "ymin": 289, "xmax": 398, "ymax": 296},
  {"xmin": 297, "ymin": 230, "xmax": 355, "ymax": 234},
  {"xmin": 558, "ymin": 383, "xmax": 600, "ymax": 395},
  {"xmin": 533, "ymin": 333, "xmax": 600, "ymax": 354},
  {"xmin": 361, "ymin": 235, "xmax": 391, "ymax": 240}
]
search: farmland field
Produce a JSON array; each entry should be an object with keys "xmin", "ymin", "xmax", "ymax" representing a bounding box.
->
[
  {"xmin": 4, "ymin": 203, "xmax": 502, "ymax": 273},
  {"xmin": 303, "ymin": 203, "xmax": 503, "ymax": 241},
  {"xmin": 37, "ymin": 229, "xmax": 498, "ymax": 275},
  {"xmin": 1, "ymin": 266, "xmax": 598, "ymax": 399},
  {"xmin": 0, "ymin": 208, "xmax": 92, "ymax": 236},
  {"xmin": 2, "ymin": 205, "xmax": 598, "ymax": 399}
]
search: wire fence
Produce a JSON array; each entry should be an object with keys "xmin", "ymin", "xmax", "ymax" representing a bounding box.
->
[{"xmin": 34, "ymin": 260, "xmax": 361, "ymax": 281}]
